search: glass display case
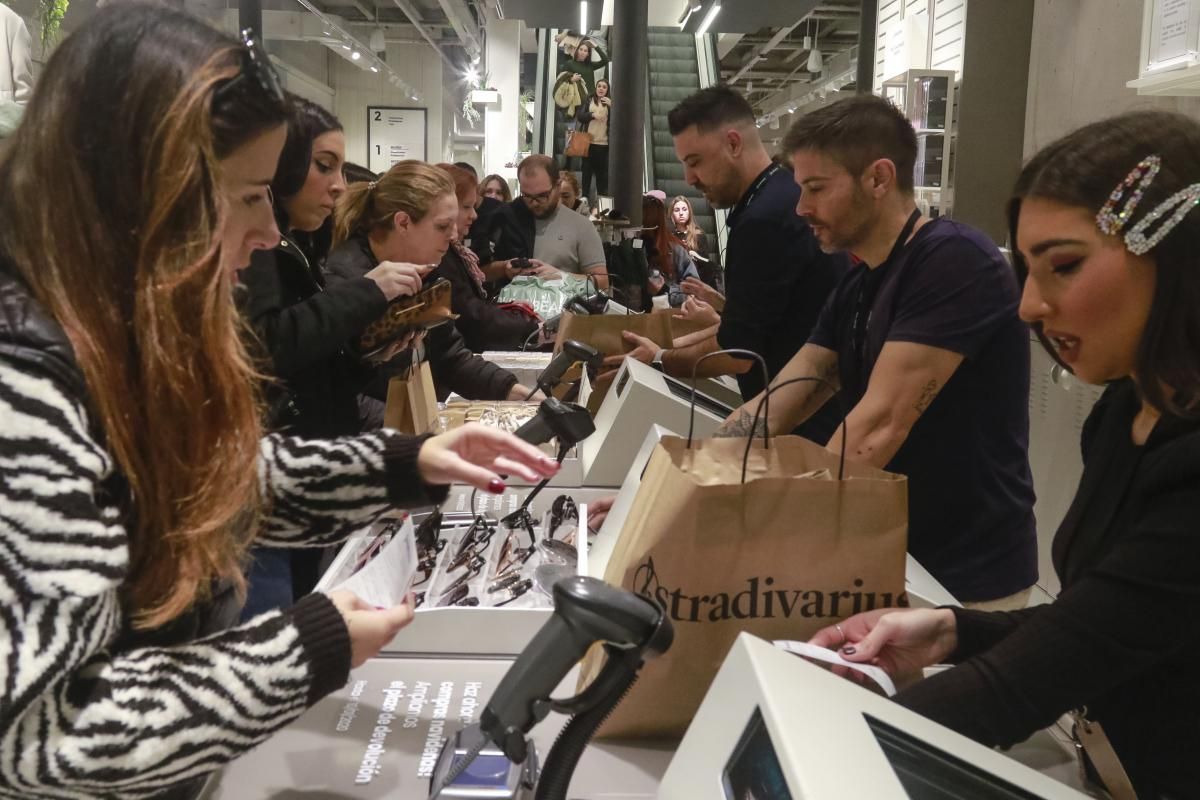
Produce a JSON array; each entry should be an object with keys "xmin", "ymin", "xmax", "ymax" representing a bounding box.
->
[{"xmin": 881, "ymin": 69, "xmax": 956, "ymax": 218}]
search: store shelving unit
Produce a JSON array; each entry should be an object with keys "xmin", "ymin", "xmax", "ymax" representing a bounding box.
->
[{"xmin": 881, "ymin": 68, "xmax": 956, "ymax": 218}]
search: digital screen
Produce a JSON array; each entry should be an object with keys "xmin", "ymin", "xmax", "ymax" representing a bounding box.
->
[
  {"xmin": 450, "ymin": 752, "xmax": 512, "ymax": 789},
  {"xmin": 864, "ymin": 714, "xmax": 1045, "ymax": 800},
  {"xmin": 722, "ymin": 708, "xmax": 793, "ymax": 800}
]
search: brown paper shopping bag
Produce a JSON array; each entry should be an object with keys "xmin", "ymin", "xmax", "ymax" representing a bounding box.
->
[
  {"xmin": 383, "ymin": 361, "xmax": 438, "ymax": 434},
  {"xmin": 553, "ymin": 309, "xmax": 674, "ymax": 357},
  {"xmin": 581, "ymin": 434, "xmax": 908, "ymax": 739},
  {"xmin": 555, "ymin": 310, "xmax": 676, "ymax": 411}
]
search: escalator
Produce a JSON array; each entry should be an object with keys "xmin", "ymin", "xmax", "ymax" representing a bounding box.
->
[
  {"xmin": 646, "ymin": 27, "xmax": 716, "ymax": 241},
  {"xmin": 532, "ymin": 25, "xmax": 722, "ymax": 250}
]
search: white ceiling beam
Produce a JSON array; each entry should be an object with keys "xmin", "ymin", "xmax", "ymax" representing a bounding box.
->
[
  {"xmin": 390, "ymin": 0, "xmax": 460, "ymax": 69},
  {"xmin": 437, "ymin": 0, "xmax": 484, "ymax": 61}
]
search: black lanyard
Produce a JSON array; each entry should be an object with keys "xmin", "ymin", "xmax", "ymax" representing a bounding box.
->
[
  {"xmin": 851, "ymin": 208, "xmax": 922, "ymax": 367},
  {"xmin": 731, "ymin": 163, "xmax": 782, "ymax": 222}
]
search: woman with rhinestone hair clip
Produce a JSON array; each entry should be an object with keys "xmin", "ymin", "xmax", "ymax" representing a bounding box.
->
[{"xmin": 810, "ymin": 111, "xmax": 1200, "ymax": 799}]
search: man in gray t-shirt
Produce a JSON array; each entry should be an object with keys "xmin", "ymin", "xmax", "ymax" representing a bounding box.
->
[
  {"xmin": 532, "ymin": 203, "xmax": 607, "ymax": 278},
  {"xmin": 486, "ymin": 154, "xmax": 609, "ymax": 289}
]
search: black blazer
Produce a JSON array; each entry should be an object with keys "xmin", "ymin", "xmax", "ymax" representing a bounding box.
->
[{"xmin": 897, "ymin": 379, "xmax": 1200, "ymax": 798}]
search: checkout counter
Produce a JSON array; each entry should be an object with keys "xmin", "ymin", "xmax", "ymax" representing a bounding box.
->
[{"xmin": 199, "ymin": 352, "xmax": 1086, "ymax": 799}]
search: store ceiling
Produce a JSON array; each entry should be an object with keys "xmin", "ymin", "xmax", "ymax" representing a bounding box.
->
[
  {"xmin": 501, "ymin": 0, "xmax": 838, "ymax": 33},
  {"xmin": 720, "ymin": 1, "xmax": 863, "ymax": 117},
  {"xmin": 272, "ymin": 0, "xmax": 862, "ymax": 117}
]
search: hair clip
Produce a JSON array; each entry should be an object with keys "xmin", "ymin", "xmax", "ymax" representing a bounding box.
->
[
  {"xmin": 447, "ymin": 547, "xmax": 485, "ymax": 573},
  {"xmin": 488, "ymin": 571, "xmax": 525, "ymax": 594},
  {"xmin": 1095, "ymin": 154, "xmax": 1200, "ymax": 255},
  {"xmin": 1125, "ymin": 183, "xmax": 1200, "ymax": 256},
  {"xmin": 415, "ymin": 507, "xmax": 443, "ymax": 552},
  {"xmin": 440, "ymin": 582, "xmax": 470, "ymax": 606},
  {"xmin": 494, "ymin": 579, "xmax": 533, "ymax": 607},
  {"xmin": 367, "ymin": 180, "xmax": 378, "ymax": 190},
  {"xmin": 548, "ymin": 495, "xmax": 578, "ymax": 540},
  {"xmin": 538, "ymin": 538, "xmax": 578, "ymax": 566},
  {"xmin": 1096, "ymin": 155, "xmax": 1161, "ymax": 236},
  {"xmin": 495, "ymin": 530, "xmax": 535, "ymax": 578}
]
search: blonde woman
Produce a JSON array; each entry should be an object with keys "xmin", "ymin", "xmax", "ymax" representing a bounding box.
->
[{"xmin": 327, "ymin": 160, "xmax": 537, "ymax": 400}]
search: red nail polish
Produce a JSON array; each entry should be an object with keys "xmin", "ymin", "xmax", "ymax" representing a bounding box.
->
[{"xmin": 487, "ymin": 479, "xmax": 506, "ymax": 493}]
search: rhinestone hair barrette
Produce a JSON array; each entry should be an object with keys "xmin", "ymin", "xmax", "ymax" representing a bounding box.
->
[{"xmin": 1095, "ymin": 154, "xmax": 1200, "ymax": 255}]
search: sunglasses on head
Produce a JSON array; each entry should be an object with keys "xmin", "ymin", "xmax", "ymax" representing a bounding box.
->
[{"xmin": 214, "ymin": 28, "xmax": 286, "ymax": 107}]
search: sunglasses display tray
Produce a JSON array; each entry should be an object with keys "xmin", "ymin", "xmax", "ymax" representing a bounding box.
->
[
  {"xmin": 413, "ymin": 495, "xmax": 585, "ymax": 611},
  {"xmin": 433, "ymin": 399, "xmax": 586, "ymax": 488}
]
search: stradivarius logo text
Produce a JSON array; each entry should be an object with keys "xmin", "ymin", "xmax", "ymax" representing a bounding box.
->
[{"xmin": 632, "ymin": 557, "xmax": 908, "ymax": 623}]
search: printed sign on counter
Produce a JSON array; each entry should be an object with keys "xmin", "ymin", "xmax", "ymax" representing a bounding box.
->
[
  {"xmin": 367, "ymin": 106, "xmax": 428, "ymax": 174},
  {"xmin": 1149, "ymin": 0, "xmax": 1200, "ymax": 68},
  {"xmin": 198, "ymin": 657, "xmax": 671, "ymax": 798}
]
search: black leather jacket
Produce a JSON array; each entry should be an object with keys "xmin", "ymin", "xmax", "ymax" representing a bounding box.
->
[{"xmin": 238, "ymin": 232, "xmax": 388, "ymax": 437}]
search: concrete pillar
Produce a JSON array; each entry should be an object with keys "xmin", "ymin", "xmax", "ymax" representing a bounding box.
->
[
  {"xmin": 856, "ymin": 0, "xmax": 877, "ymax": 94},
  {"xmin": 609, "ymin": 0, "xmax": 648, "ymax": 224},
  {"xmin": 484, "ymin": 18, "xmax": 522, "ymax": 181}
]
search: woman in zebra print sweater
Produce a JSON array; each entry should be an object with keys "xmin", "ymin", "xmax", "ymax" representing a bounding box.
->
[{"xmin": 0, "ymin": 7, "xmax": 557, "ymax": 799}]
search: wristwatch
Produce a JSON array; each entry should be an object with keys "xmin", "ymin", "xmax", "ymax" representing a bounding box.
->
[{"xmin": 650, "ymin": 349, "xmax": 666, "ymax": 372}]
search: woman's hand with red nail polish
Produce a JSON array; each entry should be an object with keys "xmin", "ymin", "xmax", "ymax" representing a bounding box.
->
[{"xmin": 416, "ymin": 423, "xmax": 560, "ymax": 493}]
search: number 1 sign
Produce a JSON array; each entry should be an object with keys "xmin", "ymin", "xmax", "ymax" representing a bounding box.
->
[{"xmin": 367, "ymin": 106, "xmax": 428, "ymax": 173}]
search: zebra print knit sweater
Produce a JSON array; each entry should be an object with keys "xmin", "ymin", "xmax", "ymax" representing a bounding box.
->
[{"xmin": 0, "ymin": 274, "xmax": 446, "ymax": 798}]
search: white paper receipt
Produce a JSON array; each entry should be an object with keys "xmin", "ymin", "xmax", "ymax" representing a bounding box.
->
[
  {"xmin": 332, "ymin": 521, "xmax": 419, "ymax": 609},
  {"xmin": 773, "ymin": 639, "xmax": 898, "ymax": 697}
]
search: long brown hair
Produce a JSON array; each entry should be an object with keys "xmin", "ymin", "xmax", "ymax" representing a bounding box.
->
[
  {"xmin": 0, "ymin": 5, "xmax": 289, "ymax": 627},
  {"xmin": 642, "ymin": 195, "xmax": 688, "ymax": 280},
  {"xmin": 670, "ymin": 195, "xmax": 703, "ymax": 251},
  {"xmin": 479, "ymin": 173, "xmax": 512, "ymax": 203},
  {"xmin": 1008, "ymin": 111, "xmax": 1200, "ymax": 417},
  {"xmin": 333, "ymin": 159, "xmax": 455, "ymax": 247}
]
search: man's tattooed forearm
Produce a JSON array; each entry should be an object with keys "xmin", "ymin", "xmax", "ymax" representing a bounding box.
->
[
  {"xmin": 913, "ymin": 378, "xmax": 939, "ymax": 415},
  {"xmin": 714, "ymin": 409, "xmax": 769, "ymax": 439}
]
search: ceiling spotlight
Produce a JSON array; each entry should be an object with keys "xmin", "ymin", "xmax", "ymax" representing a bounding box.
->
[
  {"xmin": 695, "ymin": 3, "xmax": 721, "ymax": 35},
  {"xmin": 369, "ymin": 28, "xmax": 386, "ymax": 53},
  {"xmin": 351, "ymin": 51, "xmax": 361, "ymax": 61},
  {"xmin": 806, "ymin": 20, "xmax": 822, "ymax": 73},
  {"xmin": 465, "ymin": 67, "xmax": 480, "ymax": 84},
  {"xmin": 806, "ymin": 47, "xmax": 822, "ymax": 73},
  {"xmin": 342, "ymin": 44, "xmax": 351, "ymax": 51},
  {"xmin": 370, "ymin": 65, "xmax": 379, "ymax": 73}
]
